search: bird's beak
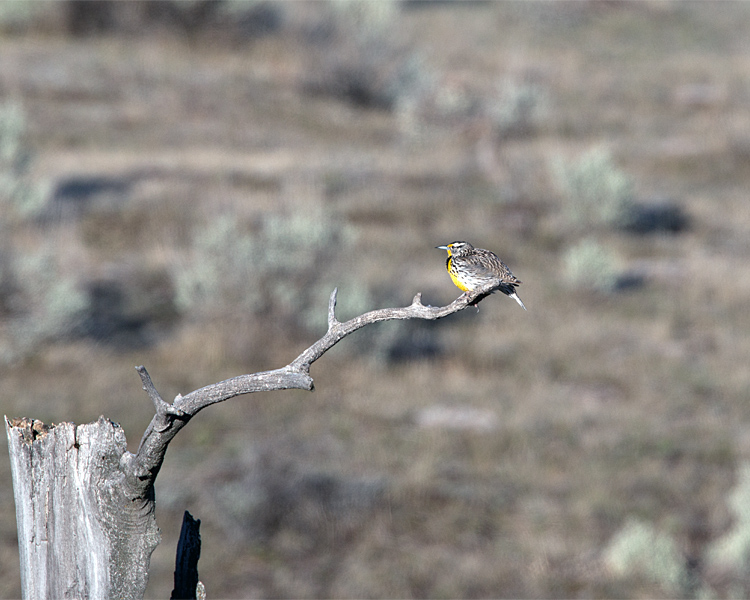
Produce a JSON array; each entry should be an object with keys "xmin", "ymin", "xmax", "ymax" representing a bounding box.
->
[{"xmin": 436, "ymin": 245, "xmax": 448, "ymax": 250}]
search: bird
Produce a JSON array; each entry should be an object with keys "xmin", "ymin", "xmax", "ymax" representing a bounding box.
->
[{"xmin": 436, "ymin": 241, "xmax": 527, "ymax": 310}]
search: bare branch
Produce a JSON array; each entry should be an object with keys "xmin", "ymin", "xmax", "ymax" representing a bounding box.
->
[
  {"xmin": 137, "ymin": 366, "xmax": 186, "ymax": 419},
  {"xmin": 123, "ymin": 284, "xmax": 496, "ymax": 499},
  {"xmin": 288, "ymin": 282, "xmax": 494, "ymax": 370},
  {"xmin": 327, "ymin": 287, "xmax": 339, "ymax": 330}
]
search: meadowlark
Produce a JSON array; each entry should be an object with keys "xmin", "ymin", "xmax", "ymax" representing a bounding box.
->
[{"xmin": 437, "ymin": 241, "xmax": 527, "ymax": 310}]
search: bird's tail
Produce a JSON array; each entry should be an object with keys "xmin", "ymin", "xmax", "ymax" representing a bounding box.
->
[{"xmin": 510, "ymin": 292, "xmax": 527, "ymax": 311}]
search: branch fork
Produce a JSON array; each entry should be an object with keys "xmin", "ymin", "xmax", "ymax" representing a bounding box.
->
[
  {"xmin": 5, "ymin": 282, "xmax": 508, "ymax": 600},
  {"xmin": 125, "ymin": 284, "xmax": 501, "ymax": 499},
  {"xmin": 136, "ymin": 366, "xmax": 186, "ymax": 426}
]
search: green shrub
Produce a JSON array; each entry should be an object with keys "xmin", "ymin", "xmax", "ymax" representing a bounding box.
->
[
  {"xmin": 173, "ymin": 207, "xmax": 370, "ymax": 331},
  {"xmin": 0, "ymin": 102, "xmax": 85, "ymax": 362},
  {"xmin": 327, "ymin": 0, "xmax": 399, "ymax": 38},
  {"xmin": 707, "ymin": 463, "xmax": 750, "ymax": 574},
  {"xmin": 303, "ymin": 0, "xmax": 433, "ymax": 114},
  {"xmin": 174, "ymin": 215, "xmax": 259, "ymax": 315},
  {"xmin": 0, "ymin": 101, "xmax": 50, "ymax": 221},
  {"xmin": 553, "ymin": 148, "xmax": 634, "ymax": 229},
  {"xmin": 604, "ymin": 463, "xmax": 750, "ymax": 599},
  {"xmin": 0, "ymin": 1, "xmax": 48, "ymax": 33},
  {"xmin": 604, "ymin": 519, "xmax": 687, "ymax": 595},
  {"xmin": 1, "ymin": 247, "xmax": 89, "ymax": 363},
  {"xmin": 488, "ymin": 78, "xmax": 548, "ymax": 138},
  {"xmin": 563, "ymin": 239, "xmax": 619, "ymax": 292}
]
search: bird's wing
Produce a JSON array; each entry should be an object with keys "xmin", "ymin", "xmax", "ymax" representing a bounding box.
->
[
  {"xmin": 464, "ymin": 254, "xmax": 501, "ymax": 278},
  {"xmin": 469, "ymin": 253, "xmax": 521, "ymax": 285}
]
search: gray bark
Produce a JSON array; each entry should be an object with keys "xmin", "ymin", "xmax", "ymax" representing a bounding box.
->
[
  {"xmin": 6, "ymin": 416, "xmax": 159, "ymax": 600},
  {"xmin": 6, "ymin": 285, "xmax": 497, "ymax": 599}
]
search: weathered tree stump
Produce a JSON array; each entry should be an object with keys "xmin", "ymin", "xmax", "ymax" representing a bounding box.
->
[
  {"xmin": 6, "ymin": 286, "xmax": 500, "ymax": 598},
  {"xmin": 6, "ymin": 417, "xmax": 159, "ymax": 599}
]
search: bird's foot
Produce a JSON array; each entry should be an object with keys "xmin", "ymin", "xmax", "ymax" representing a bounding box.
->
[{"xmin": 462, "ymin": 292, "xmax": 480, "ymax": 311}]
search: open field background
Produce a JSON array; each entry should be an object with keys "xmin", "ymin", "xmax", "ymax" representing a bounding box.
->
[{"xmin": 2, "ymin": 1, "xmax": 750, "ymax": 597}]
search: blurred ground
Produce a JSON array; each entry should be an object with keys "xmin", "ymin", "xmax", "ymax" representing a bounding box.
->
[{"xmin": 2, "ymin": 1, "xmax": 750, "ymax": 598}]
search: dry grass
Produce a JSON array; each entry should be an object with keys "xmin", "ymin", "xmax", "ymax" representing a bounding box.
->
[{"xmin": 2, "ymin": 2, "xmax": 750, "ymax": 598}]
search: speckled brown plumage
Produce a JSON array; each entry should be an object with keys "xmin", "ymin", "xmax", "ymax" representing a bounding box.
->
[{"xmin": 436, "ymin": 241, "xmax": 526, "ymax": 310}]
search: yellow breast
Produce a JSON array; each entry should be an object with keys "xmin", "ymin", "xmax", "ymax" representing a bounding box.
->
[{"xmin": 447, "ymin": 257, "xmax": 470, "ymax": 292}]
